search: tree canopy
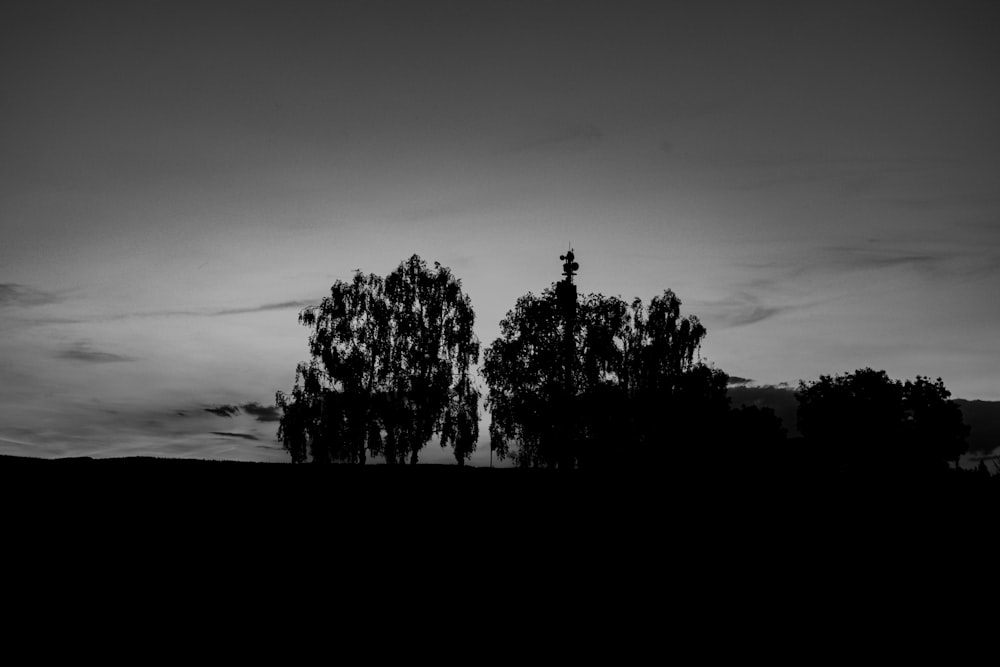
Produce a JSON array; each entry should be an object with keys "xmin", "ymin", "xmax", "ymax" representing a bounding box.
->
[
  {"xmin": 796, "ymin": 368, "xmax": 969, "ymax": 476},
  {"xmin": 275, "ymin": 255, "xmax": 480, "ymax": 464},
  {"xmin": 271, "ymin": 250, "xmax": 975, "ymax": 484},
  {"xmin": 483, "ymin": 257, "xmax": 728, "ymax": 469}
]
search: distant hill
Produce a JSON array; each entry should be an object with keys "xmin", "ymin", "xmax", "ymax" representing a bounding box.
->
[
  {"xmin": 728, "ymin": 386, "xmax": 1000, "ymax": 457},
  {"xmin": 727, "ymin": 385, "xmax": 801, "ymax": 437}
]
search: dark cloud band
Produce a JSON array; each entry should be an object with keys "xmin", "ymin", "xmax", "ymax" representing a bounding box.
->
[
  {"xmin": 210, "ymin": 432, "xmax": 259, "ymax": 440},
  {"xmin": 0, "ymin": 283, "xmax": 62, "ymax": 308},
  {"xmin": 204, "ymin": 402, "xmax": 280, "ymax": 422},
  {"xmin": 56, "ymin": 342, "xmax": 135, "ymax": 363}
]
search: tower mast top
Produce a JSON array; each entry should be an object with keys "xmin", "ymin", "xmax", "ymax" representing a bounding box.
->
[{"xmin": 559, "ymin": 248, "xmax": 579, "ymax": 281}]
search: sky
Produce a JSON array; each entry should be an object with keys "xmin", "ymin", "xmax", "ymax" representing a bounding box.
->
[{"xmin": 2, "ymin": 0, "xmax": 999, "ymax": 462}]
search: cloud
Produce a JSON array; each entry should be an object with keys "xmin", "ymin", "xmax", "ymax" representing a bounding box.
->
[
  {"xmin": 826, "ymin": 246, "xmax": 940, "ymax": 273},
  {"xmin": 204, "ymin": 402, "xmax": 280, "ymax": 421},
  {"xmin": 241, "ymin": 402, "xmax": 280, "ymax": 422},
  {"xmin": 205, "ymin": 405, "xmax": 241, "ymax": 417},
  {"xmin": 504, "ymin": 123, "xmax": 603, "ymax": 154},
  {"xmin": 811, "ymin": 244, "xmax": 1000, "ymax": 283},
  {"xmin": 0, "ymin": 435, "xmax": 37, "ymax": 450},
  {"xmin": 0, "ymin": 283, "xmax": 62, "ymax": 308},
  {"xmin": 740, "ymin": 243, "xmax": 977, "ymax": 296},
  {"xmin": 660, "ymin": 95, "xmax": 745, "ymax": 123},
  {"xmin": 727, "ymin": 376, "xmax": 753, "ymax": 386},
  {"xmin": 210, "ymin": 432, "xmax": 259, "ymax": 440},
  {"xmin": 708, "ymin": 152, "xmax": 955, "ymax": 194},
  {"xmin": 697, "ymin": 292, "xmax": 791, "ymax": 329},
  {"xmin": 56, "ymin": 342, "xmax": 135, "ymax": 363},
  {"xmin": 0, "ymin": 398, "xmax": 288, "ymax": 462},
  {"xmin": 34, "ymin": 299, "xmax": 319, "ymax": 326},
  {"xmin": 118, "ymin": 299, "xmax": 316, "ymax": 319},
  {"xmin": 405, "ymin": 194, "xmax": 490, "ymax": 222},
  {"xmin": 212, "ymin": 300, "xmax": 316, "ymax": 316},
  {"xmin": 727, "ymin": 305, "xmax": 785, "ymax": 327}
]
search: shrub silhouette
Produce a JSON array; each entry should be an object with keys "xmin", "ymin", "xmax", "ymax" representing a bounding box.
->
[{"xmin": 276, "ymin": 255, "xmax": 480, "ymax": 464}]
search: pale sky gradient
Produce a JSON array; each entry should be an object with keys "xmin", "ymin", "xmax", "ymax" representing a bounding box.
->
[{"xmin": 2, "ymin": 1, "xmax": 998, "ymax": 461}]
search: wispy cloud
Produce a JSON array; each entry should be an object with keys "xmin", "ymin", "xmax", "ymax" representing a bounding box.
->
[
  {"xmin": 405, "ymin": 194, "xmax": 490, "ymax": 222},
  {"xmin": 56, "ymin": 342, "xmax": 135, "ymax": 363},
  {"xmin": 815, "ymin": 243, "xmax": 1000, "ymax": 283},
  {"xmin": 0, "ymin": 392, "xmax": 287, "ymax": 462},
  {"xmin": 140, "ymin": 300, "xmax": 317, "ymax": 319},
  {"xmin": 211, "ymin": 300, "xmax": 315, "ymax": 316},
  {"xmin": 660, "ymin": 94, "xmax": 746, "ymax": 124},
  {"xmin": 0, "ymin": 435, "xmax": 36, "ymax": 448},
  {"xmin": 36, "ymin": 299, "xmax": 319, "ymax": 325},
  {"xmin": 825, "ymin": 246, "xmax": 940, "ymax": 273},
  {"xmin": 0, "ymin": 283, "xmax": 62, "ymax": 308},
  {"xmin": 210, "ymin": 432, "xmax": 259, "ymax": 441},
  {"xmin": 204, "ymin": 402, "xmax": 280, "ymax": 422},
  {"xmin": 241, "ymin": 402, "xmax": 280, "ymax": 422},
  {"xmin": 696, "ymin": 292, "xmax": 793, "ymax": 329},
  {"xmin": 204, "ymin": 405, "xmax": 240, "ymax": 417},
  {"xmin": 727, "ymin": 304, "xmax": 786, "ymax": 327},
  {"xmin": 738, "ymin": 243, "xmax": 999, "ymax": 294},
  {"xmin": 503, "ymin": 123, "xmax": 603, "ymax": 154},
  {"xmin": 694, "ymin": 151, "xmax": 959, "ymax": 194}
]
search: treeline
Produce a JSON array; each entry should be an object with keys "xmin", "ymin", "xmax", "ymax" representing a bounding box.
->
[{"xmin": 274, "ymin": 252, "xmax": 995, "ymax": 484}]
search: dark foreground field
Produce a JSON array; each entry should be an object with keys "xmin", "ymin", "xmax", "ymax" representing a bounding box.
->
[
  {"xmin": 2, "ymin": 454, "xmax": 992, "ymax": 613},
  {"xmin": 3, "ymin": 453, "xmax": 994, "ymax": 523}
]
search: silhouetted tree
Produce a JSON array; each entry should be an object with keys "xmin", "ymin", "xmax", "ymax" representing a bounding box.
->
[
  {"xmin": 276, "ymin": 255, "xmax": 480, "ymax": 465},
  {"xmin": 796, "ymin": 368, "xmax": 969, "ymax": 477},
  {"xmin": 483, "ymin": 251, "xmax": 727, "ymax": 468},
  {"xmin": 614, "ymin": 296, "xmax": 729, "ymax": 468},
  {"xmin": 482, "ymin": 286, "xmax": 567, "ymax": 468},
  {"xmin": 902, "ymin": 375, "xmax": 969, "ymax": 471}
]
